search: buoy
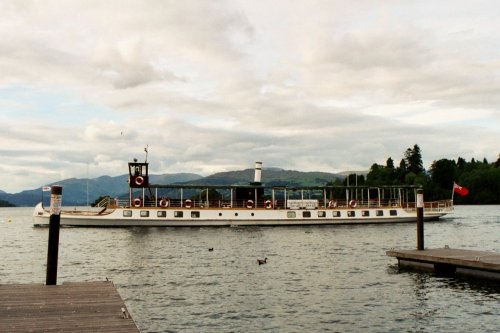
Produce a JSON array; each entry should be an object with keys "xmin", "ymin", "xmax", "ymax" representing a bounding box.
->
[
  {"xmin": 159, "ymin": 198, "xmax": 170, "ymax": 208},
  {"xmin": 135, "ymin": 176, "xmax": 144, "ymax": 186}
]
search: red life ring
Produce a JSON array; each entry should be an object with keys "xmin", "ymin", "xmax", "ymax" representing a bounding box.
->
[
  {"xmin": 184, "ymin": 199, "xmax": 192, "ymax": 208},
  {"xmin": 135, "ymin": 176, "xmax": 144, "ymax": 186},
  {"xmin": 246, "ymin": 200, "xmax": 254, "ymax": 209},
  {"xmin": 133, "ymin": 198, "xmax": 142, "ymax": 207},
  {"xmin": 349, "ymin": 199, "xmax": 358, "ymax": 208},
  {"xmin": 328, "ymin": 200, "xmax": 337, "ymax": 208},
  {"xmin": 159, "ymin": 198, "xmax": 170, "ymax": 208},
  {"xmin": 264, "ymin": 200, "xmax": 273, "ymax": 209}
]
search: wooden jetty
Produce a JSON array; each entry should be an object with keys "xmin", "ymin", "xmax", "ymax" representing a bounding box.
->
[
  {"xmin": 0, "ymin": 281, "xmax": 139, "ymax": 332},
  {"xmin": 387, "ymin": 247, "xmax": 500, "ymax": 280}
]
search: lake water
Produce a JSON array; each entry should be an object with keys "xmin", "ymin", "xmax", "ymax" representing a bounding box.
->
[{"xmin": 1, "ymin": 206, "xmax": 499, "ymax": 332}]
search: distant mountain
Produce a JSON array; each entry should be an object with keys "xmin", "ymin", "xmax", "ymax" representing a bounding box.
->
[
  {"xmin": 0, "ymin": 173, "xmax": 202, "ymax": 207},
  {"xmin": 178, "ymin": 168, "xmax": 343, "ymax": 188},
  {"xmin": 337, "ymin": 170, "xmax": 369, "ymax": 177},
  {"xmin": 0, "ymin": 168, "xmax": 345, "ymax": 207},
  {"xmin": 0, "ymin": 199, "xmax": 15, "ymax": 207}
]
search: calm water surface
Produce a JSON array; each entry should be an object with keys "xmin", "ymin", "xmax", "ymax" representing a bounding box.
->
[{"xmin": 1, "ymin": 206, "xmax": 499, "ymax": 332}]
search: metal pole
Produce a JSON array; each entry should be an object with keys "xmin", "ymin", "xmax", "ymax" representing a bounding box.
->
[
  {"xmin": 46, "ymin": 185, "xmax": 62, "ymax": 285},
  {"xmin": 416, "ymin": 189, "xmax": 424, "ymax": 250}
]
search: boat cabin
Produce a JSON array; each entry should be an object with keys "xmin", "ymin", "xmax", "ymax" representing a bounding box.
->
[{"xmin": 128, "ymin": 160, "xmax": 149, "ymax": 188}]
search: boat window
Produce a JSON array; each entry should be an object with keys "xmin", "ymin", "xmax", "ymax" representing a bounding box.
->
[
  {"xmin": 302, "ymin": 211, "xmax": 311, "ymax": 218},
  {"xmin": 376, "ymin": 210, "xmax": 383, "ymax": 216},
  {"xmin": 362, "ymin": 211, "xmax": 369, "ymax": 217},
  {"xmin": 318, "ymin": 211, "xmax": 326, "ymax": 217},
  {"xmin": 191, "ymin": 211, "xmax": 200, "ymax": 218},
  {"xmin": 140, "ymin": 211, "xmax": 149, "ymax": 217},
  {"xmin": 287, "ymin": 211, "xmax": 296, "ymax": 218},
  {"xmin": 157, "ymin": 211, "xmax": 166, "ymax": 218},
  {"xmin": 219, "ymin": 213, "xmax": 222, "ymax": 216},
  {"xmin": 390, "ymin": 210, "xmax": 398, "ymax": 216},
  {"xmin": 123, "ymin": 210, "xmax": 132, "ymax": 217},
  {"xmin": 332, "ymin": 211, "xmax": 340, "ymax": 217},
  {"xmin": 347, "ymin": 211, "xmax": 355, "ymax": 217},
  {"xmin": 174, "ymin": 211, "xmax": 183, "ymax": 218}
]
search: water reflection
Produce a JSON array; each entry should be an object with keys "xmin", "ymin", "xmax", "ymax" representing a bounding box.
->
[{"xmin": 1, "ymin": 206, "xmax": 499, "ymax": 332}]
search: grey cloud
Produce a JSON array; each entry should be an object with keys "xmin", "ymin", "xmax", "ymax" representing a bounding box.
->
[{"xmin": 0, "ymin": 1, "xmax": 498, "ymax": 192}]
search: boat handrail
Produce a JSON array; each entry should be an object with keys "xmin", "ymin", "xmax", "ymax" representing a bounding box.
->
[
  {"xmin": 95, "ymin": 196, "xmax": 111, "ymax": 208},
  {"xmin": 116, "ymin": 197, "xmax": 453, "ymax": 211},
  {"xmin": 403, "ymin": 199, "xmax": 454, "ymax": 212}
]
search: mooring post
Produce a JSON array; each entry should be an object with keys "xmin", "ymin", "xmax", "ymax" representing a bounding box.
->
[
  {"xmin": 46, "ymin": 185, "xmax": 63, "ymax": 285},
  {"xmin": 416, "ymin": 188, "xmax": 424, "ymax": 250}
]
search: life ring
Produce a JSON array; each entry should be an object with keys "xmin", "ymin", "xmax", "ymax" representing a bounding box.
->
[
  {"xmin": 184, "ymin": 199, "xmax": 192, "ymax": 208},
  {"xmin": 159, "ymin": 198, "xmax": 170, "ymax": 208},
  {"xmin": 264, "ymin": 200, "xmax": 273, "ymax": 209},
  {"xmin": 328, "ymin": 199, "xmax": 337, "ymax": 208},
  {"xmin": 133, "ymin": 198, "xmax": 142, "ymax": 207},
  {"xmin": 246, "ymin": 200, "xmax": 254, "ymax": 209},
  {"xmin": 135, "ymin": 176, "xmax": 144, "ymax": 186},
  {"xmin": 349, "ymin": 199, "xmax": 358, "ymax": 208}
]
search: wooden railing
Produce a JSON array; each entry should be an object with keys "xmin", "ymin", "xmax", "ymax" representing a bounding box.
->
[{"xmin": 115, "ymin": 197, "xmax": 453, "ymax": 211}]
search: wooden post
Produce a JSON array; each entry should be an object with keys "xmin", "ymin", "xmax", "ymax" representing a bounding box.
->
[
  {"xmin": 416, "ymin": 188, "xmax": 424, "ymax": 250},
  {"xmin": 46, "ymin": 185, "xmax": 62, "ymax": 285}
]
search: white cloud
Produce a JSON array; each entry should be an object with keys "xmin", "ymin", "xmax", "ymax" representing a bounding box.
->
[{"xmin": 0, "ymin": 0, "xmax": 498, "ymax": 193}]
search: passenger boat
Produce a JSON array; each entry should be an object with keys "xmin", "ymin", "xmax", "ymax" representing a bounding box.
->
[{"xmin": 33, "ymin": 160, "xmax": 453, "ymax": 227}]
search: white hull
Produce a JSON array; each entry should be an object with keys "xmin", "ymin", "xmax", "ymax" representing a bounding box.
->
[{"xmin": 33, "ymin": 203, "xmax": 450, "ymax": 227}]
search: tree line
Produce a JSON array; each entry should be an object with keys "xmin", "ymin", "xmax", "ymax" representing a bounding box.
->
[{"xmin": 337, "ymin": 144, "xmax": 500, "ymax": 204}]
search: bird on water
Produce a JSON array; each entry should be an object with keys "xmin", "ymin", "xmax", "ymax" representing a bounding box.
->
[{"xmin": 257, "ymin": 257, "xmax": 267, "ymax": 265}]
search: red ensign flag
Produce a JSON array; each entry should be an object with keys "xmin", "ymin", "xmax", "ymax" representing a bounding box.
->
[{"xmin": 453, "ymin": 182, "xmax": 469, "ymax": 196}]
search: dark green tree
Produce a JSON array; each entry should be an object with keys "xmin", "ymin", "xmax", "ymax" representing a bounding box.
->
[
  {"xmin": 343, "ymin": 173, "xmax": 365, "ymax": 186},
  {"xmin": 404, "ymin": 144, "xmax": 424, "ymax": 174},
  {"xmin": 430, "ymin": 159, "xmax": 457, "ymax": 189},
  {"xmin": 495, "ymin": 154, "xmax": 500, "ymax": 168},
  {"xmin": 386, "ymin": 157, "xmax": 394, "ymax": 169},
  {"xmin": 395, "ymin": 159, "xmax": 407, "ymax": 183}
]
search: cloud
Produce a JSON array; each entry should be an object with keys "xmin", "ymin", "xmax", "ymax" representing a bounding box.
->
[{"xmin": 0, "ymin": 0, "xmax": 498, "ymax": 193}]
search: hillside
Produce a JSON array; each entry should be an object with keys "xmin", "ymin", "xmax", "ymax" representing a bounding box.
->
[
  {"xmin": 0, "ymin": 173, "xmax": 202, "ymax": 207},
  {"xmin": 0, "ymin": 168, "xmax": 344, "ymax": 207},
  {"xmin": 191, "ymin": 168, "xmax": 343, "ymax": 187}
]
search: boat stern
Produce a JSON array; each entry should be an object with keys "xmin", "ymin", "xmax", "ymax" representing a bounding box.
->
[{"xmin": 32, "ymin": 202, "xmax": 50, "ymax": 227}]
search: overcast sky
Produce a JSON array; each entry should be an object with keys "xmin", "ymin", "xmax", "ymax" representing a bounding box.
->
[{"xmin": 1, "ymin": 0, "xmax": 499, "ymax": 193}]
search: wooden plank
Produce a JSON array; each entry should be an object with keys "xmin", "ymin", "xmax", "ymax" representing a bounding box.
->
[
  {"xmin": 0, "ymin": 281, "xmax": 139, "ymax": 333},
  {"xmin": 387, "ymin": 247, "xmax": 500, "ymax": 280}
]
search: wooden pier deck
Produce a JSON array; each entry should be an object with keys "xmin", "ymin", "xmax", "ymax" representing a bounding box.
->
[
  {"xmin": 387, "ymin": 247, "xmax": 500, "ymax": 280},
  {"xmin": 0, "ymin": 281, "xmax": 139, "ymax": 333}
]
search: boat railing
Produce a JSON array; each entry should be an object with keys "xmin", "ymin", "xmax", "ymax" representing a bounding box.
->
[
  {"xmin": 118, "ymin": 197, "xmax": 454, "ymax": 212},
  {"xmin": 95, "ymin": 196, "xmax": 111, "ymax": 207},
  {"xmin": 403, "ymin": 199, "xmax": 454, "ymax": 212},
  {"xmin": 315, "ymin": 199, "xmax": 403, "ymax": 209}
]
